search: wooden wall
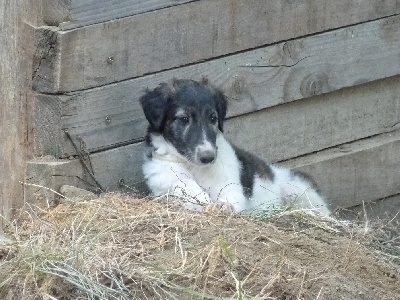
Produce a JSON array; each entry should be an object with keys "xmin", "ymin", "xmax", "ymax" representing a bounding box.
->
[
  {"xmin": 0, "ymin": 0, "xmax": 44, "ymax": 228},
  {"xmin": 22, "ymin": 0, "xmax": 400, "ymax": 214}
]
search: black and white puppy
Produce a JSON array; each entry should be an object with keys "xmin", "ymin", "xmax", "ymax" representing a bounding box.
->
[{"xmin": 139, "ymin": 79, "xmax": 331, "ymax": 215}]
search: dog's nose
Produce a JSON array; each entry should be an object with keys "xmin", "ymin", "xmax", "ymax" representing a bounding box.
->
[{"xmin": 199, "ymin": 151, "xmax": 216, "ymax": 164}]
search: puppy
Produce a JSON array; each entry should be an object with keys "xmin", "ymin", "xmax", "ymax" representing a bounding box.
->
[{"xmin": 139, "ymin": 78, "xmax": 331, "ymax": 215}]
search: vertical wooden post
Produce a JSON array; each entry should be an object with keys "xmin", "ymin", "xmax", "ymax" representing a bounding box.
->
[{"xmin": 0, "ymin": 0, "xmax": 42, "ymax": 228}]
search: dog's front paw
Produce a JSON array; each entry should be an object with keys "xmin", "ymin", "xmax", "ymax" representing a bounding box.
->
[{"xmin": 204, "ymin": 201, "xmax": 236, "ymax": 216}]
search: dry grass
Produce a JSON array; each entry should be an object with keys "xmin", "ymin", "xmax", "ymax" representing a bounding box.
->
[{"xmin": 0, "ymin": 193, "xmax": 399, "ymax": 300}]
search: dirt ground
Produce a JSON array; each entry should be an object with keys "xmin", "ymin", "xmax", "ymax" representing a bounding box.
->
[{"xmin": 0, "ymin": 193, "xmax": 399, "ymax": 299}]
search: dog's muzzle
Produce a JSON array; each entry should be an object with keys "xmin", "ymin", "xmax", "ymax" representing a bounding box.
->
[{"xmin": 198, "ymin": 149, "xmax": 216, "ymax": 164}]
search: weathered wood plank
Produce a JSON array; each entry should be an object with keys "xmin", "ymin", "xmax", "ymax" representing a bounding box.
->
[
  {"xmin": 225, "ymin": 76, "xmax": 400, "ymax": 163},
  {"xmin": 286, "ymin": 131, "xmax": 400, "ymax": 210},
  {"xmin": 33, "ymin": 94, "xmax": 64, "ymax": 158},
  {"xmin": 32, "ymin": 26, "xmax": 61, "ymax": 94},
  {"xmin": 38, "ymin": 131, "xmax": 400, "ymax": 211},
  {"xmin": 42, "ymin": 0, "xmax": 198, "ymax": 29},
  {"xmin": 33, "ymin": 0, "xmax": 400, "ymax": 93},
  {"xmin": 35, "ymin": 43, "xmax": 400, "ymax": 159},
  {"xmin": 339, "ymin": 194, "xmax": 400, "ymax": 221},
  {"xmin": 89, "ymin": 143, "xmax": 146, "ymax": 192},
  {"xmin": 26, "ymin": 143, "xmax": 146, "ymax": 201},
  {"xmin": 25, "ymin": 158, "xmax": 85, "ymax": 205},
  {"xmin": 0, "ymin": 0, "xmax": 39, "ymax": 228},
  {"xmin": 24, "ymin": 0, "xmax": 45, "ymax": 27}
]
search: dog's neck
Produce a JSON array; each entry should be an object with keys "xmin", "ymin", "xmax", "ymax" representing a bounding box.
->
[{"xmin": 151, "ymin": 150, "xmax": 187, "ymax": 163}]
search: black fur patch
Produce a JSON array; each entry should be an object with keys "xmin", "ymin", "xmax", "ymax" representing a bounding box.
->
[
  {"xmin": 232, "ymin": 145, "xmax": 275, "ymax": 197},
  {"xmin": 139, "ymin": 83, "xmax": 172, "ymax": 132},
  {"xmin": 291, "ymin": 170, "xmax": 321, "ymax": 193},
  {"xmin": 144, "ymin": 133, "xmax": 153, "ymax": 159}
]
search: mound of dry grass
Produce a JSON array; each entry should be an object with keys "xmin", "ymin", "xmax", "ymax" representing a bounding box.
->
[{"xmin": 0, "ymin": 193, "xmax": 399, "ymax": 300}]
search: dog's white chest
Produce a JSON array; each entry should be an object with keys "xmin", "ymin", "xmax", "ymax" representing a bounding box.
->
[{"xmin": 185, "ymin": 135, "xmax": 249, "ymax": 210}]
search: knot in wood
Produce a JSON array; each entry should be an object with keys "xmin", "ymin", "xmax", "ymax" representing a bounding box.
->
[{"xmin": 300, "ymin": 72, "xmax": 331, "ymax": 97}]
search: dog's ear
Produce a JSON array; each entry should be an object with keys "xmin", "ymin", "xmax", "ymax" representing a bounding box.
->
[
  {"xmin": 214, "ymin": 88, "xmax": 228, "ymax": 132},
  {"xmin": 139, "ymin": 83, "xmax": 173, "ymax": 132}
]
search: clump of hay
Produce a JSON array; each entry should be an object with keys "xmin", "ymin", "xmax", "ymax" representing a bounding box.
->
[{"xmin": 0, "ymin": 193, "xmax": 399, "ymax": 300}]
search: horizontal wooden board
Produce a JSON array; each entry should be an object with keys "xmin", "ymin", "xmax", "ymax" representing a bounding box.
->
[
  {"xmin": 286, "ymin": 131, "xmax": 400, "ymax": 209},
  {"xmin": 224, "ymin": 76, "xmax": 400, "ymax": 163},
  {"xmin": 26, "ymin": 143, "xmax": 146, "ymax": 203},
  {"xmin": 32, "ymin": 0, "xmax": 400, "ymax": 93},
  {"xmin": 34, "ymin": 15, "xmax": 400, "ymax": 157},
  {"xmin": 27, "ymin": 131, "xmax": 400, "ymax": 211},
  {"xmin": 35, "ymin": 73, "xmax": 400, "ymax": 159},
  {"xmin": 339, "ymin": 194, "xmax": 400, "ymax": 221},
  {"xmin": 42, "ymin": 0, "xmax": 197, "ymax": 29},
  {"xmin": 89, "ymin": 142, "xmax": 147, "ymax": 192},
  {"xmin": 25, "ymin": 158, "xmax": 85, "ymax": 204}
]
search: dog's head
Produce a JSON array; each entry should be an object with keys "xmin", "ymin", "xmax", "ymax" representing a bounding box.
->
[{"xmin": 139, "ymin": 78, "xmax": 228, "ymax": 165}]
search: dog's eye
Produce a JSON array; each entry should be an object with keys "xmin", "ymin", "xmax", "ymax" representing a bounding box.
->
[
  {"xmin": 177, "ymin": 116, "xmax": 189, "ymax": 125},
  {"xmin": 210, "ymin": 115, "xmax": 218, "ymax": 124}
]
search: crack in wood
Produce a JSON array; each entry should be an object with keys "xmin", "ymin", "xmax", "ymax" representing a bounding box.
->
[
  {"xmin": 32, "ymin": 27, "xmax": 59, "ymax": 92},
  {"xmin": 239, "ymin": 56, "xmax": 310, "ymax": 68}
]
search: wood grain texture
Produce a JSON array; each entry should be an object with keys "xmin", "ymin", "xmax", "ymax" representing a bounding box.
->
[
  {"xmin": 88, "ymin": 143, "xmax": 146, "ymax": 191},
  {"xmin": 0, "ymin": 0, "xmax": 39, "ymax": 227},
  {"xmin": 34, "ymin": 14, "xmax": 400, "ymax": 157},
  {"xmin": 42, "ymin": 0, "xmax": 198, "ymax": 29},
  {"xmin": 225, "ymin": 76, "xmax": 400, "ymax": 163},
  {"xmin": 31, "ymin": 142, "xmax": 146, "ymax": 194},
  {"xmin": 33, "ymin": 95, "xmax": 64, "ymax": 157},
  {"xmin": 33, "ymin": 0, "xmax": 400, "ymax": 92},
  {"xmin": 340, "ymin": 194, "xmax": 400, "ymax": 221},
  {"xmin": 286, "ymin": 131, "xmax": 400, "ymax": 210},
  {"xmin": 25, "ymin": 158, "xmax": 85, "ymax": 205},
  {"xmin": 32, "ymin": 26, "xmax": 60, "ymax": 93}
]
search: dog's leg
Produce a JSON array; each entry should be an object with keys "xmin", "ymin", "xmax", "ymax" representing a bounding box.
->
[
  {"xmin": 172, "ymin": 178, "xmax": 211, "ymax": 211},
  {"xmin": 211, "ymin": 183, "xmax": 248, "ymax": 213},
  {"xmin": 143, "ymin": 159, "xmax": 212, "ymax": 210},
  {"xmin": 217, "ymin": 193, "xmax": 248, "ymax": 213}
]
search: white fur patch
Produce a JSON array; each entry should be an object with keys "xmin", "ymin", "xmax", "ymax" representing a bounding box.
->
[
  {"xmin": 250, "ymin": 166, "xmax": 330, "ymax": 215},
  {"xmin": 194, "ymin": 129, "xmax": 216, "ymax": 161}
]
